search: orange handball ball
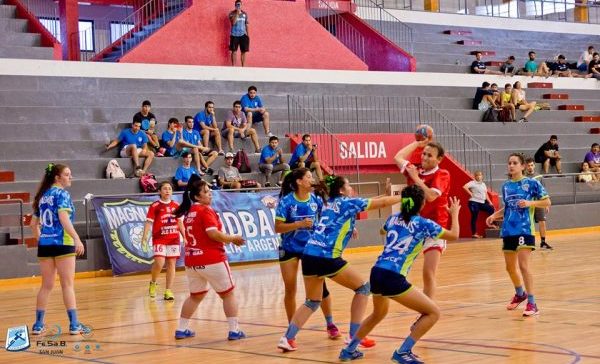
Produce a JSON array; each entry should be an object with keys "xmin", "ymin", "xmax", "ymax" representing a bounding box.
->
[{"xmin": 415, "ymin": 124, "xmax": 434, "ymax": 141}]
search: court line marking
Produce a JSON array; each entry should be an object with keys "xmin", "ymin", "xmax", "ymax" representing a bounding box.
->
[{"xmin": 436, "ymin": 299, "xmax": 600, "ymax": 314}]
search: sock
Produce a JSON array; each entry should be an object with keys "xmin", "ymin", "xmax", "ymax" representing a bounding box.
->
[
  {"xmin": 541, "ymin": 237, "xmax": 546, "ymax": 244},
  {"xmin": 67, "ymin": 309, "xmax": 78, "ymax": 327},
  {"xmin": 35, "ymin": 310, "xmax": 45, "ymax": 326},
  {"xmin": 325, "ymin": 315, "xmax": 334, "ymax": 326},
  {"xmin": 347, "ymin": 337, "xmax": 361, "ymax": 352},
  {"xmin": 227, "ymin": 317, "xmax": 239, "ymax": 333},
  {"xmin": 285, "ymin": 323, "xmax": 299, "ymax": 340},
  {"xmin": 349, "ymin": 322, "xmax": 360, "ymax": 338},
  {"xmin": 177, "ymin": 318, "xmax": 190, "ymax": 331},
  {"xmin": 515, "ymin": 286, "xmax": 525, "ymax": 296},
  {"xmin": 398, "ymin": 336, "xmax": 416, "ymax": 353},
  {"xmin": 527, "ymin": 294, "xmax": 535, "ymax": 304}
]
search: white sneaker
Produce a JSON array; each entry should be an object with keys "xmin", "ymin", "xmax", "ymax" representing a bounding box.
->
[
  {"xmin": 267, "ymin": 132, "xmax": 274, "ymax": 137},
  {"xmin": 277, "ymin": 336, "xmax": 297, "ymax": 352}
]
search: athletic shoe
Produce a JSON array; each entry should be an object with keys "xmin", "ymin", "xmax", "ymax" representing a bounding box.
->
[
  {"xmin": 69, "ymin": 323, "xmax": 91, "ymax": 335},
  {"xmin": 523, "ymin": 302, "xmax": 539, "ymax": 317},
  {"xmin": 540, "ymin": 242, "xmax": 554, "ymax": 250},
  {"xmin": 327, "ymin": 323, "xmax": 341, "ymax": 339},
  {"xmin": 149, "ymin": 281, "xmax": 157, "ymax": 298},
  {"xmin": 227, "ymin": 330, "xmax": 246, "ymax": 340},
  {"xmin": 506, "ymin": 292, "xmax": 527, "ymax": 310},
  {"xmin": 517, "ymin": 118, "xmax": 526, "ymax": 123},
  {"xmin": 164, "ymin": 289, "xmax": 174, "ymax": 301},
  {"xmin": 391, "ymin": 350, "xmax": 424, "ymax": 364},
  {"xmin": 218, "ymin": 150, "xmax": 225, "ymax": 156},
  {"xmin": 339, "ymin": 347, "xmax": 364, "ymax": 361},
  {"xmin": 277, "ymin": 336, "xmax": 297, "ymax": 352},
  {"xmin": 345, "ymin": 336, "xmax": 376, "ymax": 348},
  {"xmin": 267, "ymin": 132, "xmax": 274, "ymax": 137},
  {"xmin": 31, "ymin": 323, "xmax": 46, "ymax": 335},
  {"xmin": 175, "ymin": 329, "xmax": 195, "ymax": 340}
]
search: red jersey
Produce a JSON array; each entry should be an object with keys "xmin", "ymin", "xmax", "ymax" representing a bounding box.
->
[
  {"xmin": 401, "ymin": 161, "xmax": 450, "ymax": 228},
  {"xmin": 146, "ymin": 200, "xmax": 181, "ymax": 245},
  {"xmin": 183, "ymin": 203, "xmax": 227, "ymax": 266}
]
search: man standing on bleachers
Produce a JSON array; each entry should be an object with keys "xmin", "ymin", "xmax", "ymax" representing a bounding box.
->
[{"xmin": 229, "ymin": 0, "xmax": 249, "ymax": 67}]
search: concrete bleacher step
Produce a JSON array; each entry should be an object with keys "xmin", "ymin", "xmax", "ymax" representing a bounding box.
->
[
  {"xmin": 440, "ymin": 109, "xmax": 600, "ymax": 123},
  {"xmin": 574, "ymin": 116, "xmax": 600, "ymax": 122},
  {"xmin": 0, "ymin": 18, "xmax": 27, "ymax": 32},
  {"xmin": 0, "ymin": 45, "xmax": 54, "ymax": 59},
  {"xmin": 0, "ymin": 31, "xmax": 41, "ymax": 47},
  {"xmin": 558, "ymin": 105, "xmax": 584, "ymax": 111}
]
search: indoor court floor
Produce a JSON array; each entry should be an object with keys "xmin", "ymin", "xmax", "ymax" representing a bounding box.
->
[{"xmin": 1, "ymin": 229, "xmax": 599, "ymax": 364}]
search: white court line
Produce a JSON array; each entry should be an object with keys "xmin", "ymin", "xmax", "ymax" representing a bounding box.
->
[{"xmin": 436, "ymin": 299, "xmax": 600, "ymax": 314}]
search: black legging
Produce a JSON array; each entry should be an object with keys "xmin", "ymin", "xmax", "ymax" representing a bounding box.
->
[{"xmin": 468, "ymin": 201, "xmax": 495, "ymax": 235}]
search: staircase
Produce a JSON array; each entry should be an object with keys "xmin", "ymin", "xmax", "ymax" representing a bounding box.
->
[{"xmin": 0, "ymin": 0, "xmax": 55, "ymax": 60}]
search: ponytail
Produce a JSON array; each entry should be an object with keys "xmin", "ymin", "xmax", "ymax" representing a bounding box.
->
[
  {"xmin": 175, "ymin": 174, "xmax": 207, "ymax": 217},
  {"xmin": 327, "ymin": 175, "xmax": 347, "ymax": 200},
  {"xmin": 400, "ymin": 185, "xmax": 425, "ymax": 223},
  {"xmin": 33, "ymin": 163, "xmax": 68, "ymax": 216}
]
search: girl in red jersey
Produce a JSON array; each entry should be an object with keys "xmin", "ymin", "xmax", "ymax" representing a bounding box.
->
[
  {"xmin": 142, "ymin": 181, "xmax": 185, "ymax": 300},
  {"xmin": 174, "ymin": 175, "xmax": 246, "ymax": 340}
]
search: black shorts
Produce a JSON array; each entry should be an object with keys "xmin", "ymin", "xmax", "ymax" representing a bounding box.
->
[
  {"xmin": 278, "ymin": 246, "xmax": 303, "ymax": 263},
  {"xmin": 37, "ymin": 245, "xmax": 76, "ymax": 258},
  {"xmin": 502, "ymin": 235, "xmax": 535, "ymax": 252},
  {"xmin": 534, "ymin": 208, "xmax": 546, "ymax": 222},
  {"xmin": 370, "ymin": 266, "xmax": 412, "ymax": 297},
  {"xmin": 301, "ymin": 254, "xmax": 348, "ymax": 278},
  {"xmin": 229, "ymin": 35, "xmax": 249, "ymax": 52},
  {"xmin": 251, "ymin": 111, "xmax": 263, "ymax": 123}
]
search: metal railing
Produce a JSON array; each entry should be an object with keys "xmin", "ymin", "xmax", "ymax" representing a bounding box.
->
[
  {"xmin": 540, "ymin": 172, "xmax": 600, "ymax": 205},
  {"xmin": 288, "ymin": 94, "xmax": 494, "ymax": 189},
  {"xmin": 8, "ymin": 0, "xmax": 59, "ymax": 36},
  {"xmin": 379, "ymin": 0, "xmax": 600, "ymax": 24},
  {"xmin": 306, "ymin": 0, "xmax": 367, "ymax": 63},
  {"xmin": 287, "ymin": 96, "xmax": 361, "ymax": 183},
  {"xmin": 352, "ymin": 0, "xmax": 414, "ymax": 54}
]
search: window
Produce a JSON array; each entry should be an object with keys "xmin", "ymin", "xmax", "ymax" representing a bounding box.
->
[
  {"xmin": 110, "ymin": 22, "xmax": 134, "ymax": 43},
  {"xmin": 37, "ymin": 18, "xmax": 95, "ymax": 51}
]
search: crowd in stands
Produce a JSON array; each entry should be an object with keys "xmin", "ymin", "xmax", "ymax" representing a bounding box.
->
[{"xmin": 473, "ymin": 80, "xmax": 541, "ymax": 122}]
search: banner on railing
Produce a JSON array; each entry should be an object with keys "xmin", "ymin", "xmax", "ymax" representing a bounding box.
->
[{"xmin": 91, "ymin": 190, "xmax": 280, "ymax": 275}]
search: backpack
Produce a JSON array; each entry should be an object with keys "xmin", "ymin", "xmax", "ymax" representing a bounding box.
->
[
  {"xmin": 140, "ymin": 174, "xmax": 158, "ymax": 193},
  {"xmin": 482, "ymin": 108, "xmax": 499, "ymax": 122},
  {"xmin": 233, "ymin": 149, "xmax": 251, "ymax": 173},
  {"xmin": 106, "ymin": 159, "xmax": 126, "ymax": 179},
  {"xmin": 498, "ymin": 108, "xmax": 511, "ymax": 123}
]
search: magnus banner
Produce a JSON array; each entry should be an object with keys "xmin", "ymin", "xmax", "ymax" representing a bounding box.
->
[{"xmin": 91, "ymin": 190, "xmax": 280, "ymax": 275}]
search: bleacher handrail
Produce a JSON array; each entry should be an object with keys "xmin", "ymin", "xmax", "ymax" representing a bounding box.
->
[{"xmin": 539, "ymin": 172, "xmax": 600, "ymax": 204}]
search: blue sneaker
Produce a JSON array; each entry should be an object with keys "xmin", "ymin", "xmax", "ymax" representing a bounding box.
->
[
  {"xmin": 175, "ymin": 329, "xmax": 195, "ymax": 340},
  {"xmin": 31, "ymin": 323, "xmax": 46, "ymax": 335},
  {"xmin": 339, "ymin": 347, "xmax": 364, "ymax": 361},
  {"xmin": 227, "ymin": 330, "xmax": 246, "ymax": 340},
  {"xmin": 69, "ymin": 323, "xmax": 91, "ymax": 335},
  {"xmin": 391, "ymin": 350, "xmax": 423, "ymax": 364}
]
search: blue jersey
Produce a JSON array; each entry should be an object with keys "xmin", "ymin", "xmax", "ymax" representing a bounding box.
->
[
  {"xmin": 275, "ymin": 193, "xmax": 323, "ymax": 254},
  {"xmin": 375, "ymin": 214, "xmax": 443, "ymax": 276},
  {"xmin": 118, "ymin": 128, "xmax": 148, "ymax": 148},
  {"xmin": 260, "ymin": 145, "xmax": 281, "ymax": 165},
  {"xmin": 161, "ymin": 130, "xmax": 180, "ymax": 156},
  {"xmin": 304, "ymin": 196, "xmax": 370, "ymax": 258},
  {"xmin": 193, "ymin": 111, "xmax": 214, "ymax": 131},
  {"xmin": 289, "ymin": 143, "xmax": 313, "ymax": 166},
  {"xmin": 34, "ymin": 186, "xmax": 75, "ymax": 246},
  {"xmin": 240, "ymin": 94, "xmax": 263, "ymax": 112},
  {"xmin": 182, "ymin": 128, "xmax": 201, "ymax": 146},
  {"xmin": 501, "ymin": 177, "xmax": 549, "ymax": 237},
  {"xmin": 174, "ymin": 166, "xmax": 199, "ymax": 183}
]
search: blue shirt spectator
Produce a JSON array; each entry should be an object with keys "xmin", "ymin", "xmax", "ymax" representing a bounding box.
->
[
  {"xmin": 289, "ymin": 142, "xmax": 312, "ymax": 167},
  {"xmin": 161, "ymin": 129, "xmax": 180, "ymax": 156},
  {"xmin": 182, "ymin": 128, "xmax": 202, "ymax": 146},
  {"xmin": 260, "ymin": 144, "xmax": 281, "ymax": 165},
  {"xmin": 174, "ymin": 165, "xmax": 199, "ymax": 184},
  {"xmin": 241, "ymin": 93, "xmax": 263, "ymax": 113},
  {"xmin": 118, "ymin": 128, "xmax": 148, "ymax": 148},
  {"xmin": 193, "ymin": 111, "xmax": 214, "ymax": 132}
]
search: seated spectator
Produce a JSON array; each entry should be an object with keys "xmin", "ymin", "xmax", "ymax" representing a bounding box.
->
[
  {"xmin": 105, "ymin": 120, "xmax": 155, "ymax": 177},
  {"xmin": 472, "ymin": 81, "xmax": 495, "ymax": 111},
  {"xmin": 463, "ymin": 170, "xmax": 495, "ymax": 238},
  {"xmin": 174, "ymin": 152, "xmax": 200, "ymax": 189},
  {"xmin": 218, "ymin": 152, "xmax": 261, "ymax": 189},
  {"xmin": 511, "ymin": 81, "xmax": 536, "ymax": 123},
  {"xmin": 133, "ymin": 100, "xmax": 160, "ymax": 153},
  {"xmin": 584, "ymin": 143, "xmax": 600, "ymax": 174},
  {"xmin": 259, "ymin": 136, "xmax": 290, "ymax": 187},
  {"xmin": 160, "ymin": 118, "xmax": 183, "ymax": 157},
  {"xmin": 519, "ymin": 51, "xmax": 551, "ymax": 77},
  {"xmin": 499, "ymin": 83, "xmax": 516, "ymax": 122},
  {"xmin": 241, "ymin": 85, "xmax": 272, "ymax": 137},
  {"xmin": 490, "ymin": 83, "xmax": 502, "ymax": 106},
  {"xmin": 577, "ymin": 45, "xmax": 595, "ymax": 73},
  {"xmin": 587, "ymin": 52, "xmax": 600, "ymax": 80},
  {"xmin": 222, "ymin": 100, "xmax": 261, "ymax": 153},
  {"xmin": 289, "ymin": 134, "xmax": 323, "ymax": 181},
  {"xmin": 471, "ymin": 52, "xmax": 502, "ymax": 75},
  {"xmin": 193, "ymin": 101, "xmax": 224, "ymax": 155},
  {"xmin": 578, "ymin": 162, "xmax": 598, "ymax": 183},
  {"xmin": 534, "ymin": 135, "xmax": 562, "ymax": 174},
  {"xmin": 499, "ymin": 56, "xmax": 516, "ymax": 76},
  {"xmin": 182, "ymin": 116, "xmax": 218, "ymax": 175},
  {"xmin": 553, "ymin": 54, "xmax": 591, "ymax": 78}
]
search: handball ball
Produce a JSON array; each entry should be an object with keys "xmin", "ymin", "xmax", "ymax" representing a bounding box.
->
[{"xmin": 415, "ymin": 124, "xmax": 434, "ymax": 141}]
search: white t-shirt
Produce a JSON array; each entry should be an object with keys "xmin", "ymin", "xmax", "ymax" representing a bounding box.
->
[
  {"xmin": 465, "ymin": 180, "xmax": 488, "ymax": 204},
  {"xmin": 578, "ymin": 50, "xmax": 593, "ymax": 67}
]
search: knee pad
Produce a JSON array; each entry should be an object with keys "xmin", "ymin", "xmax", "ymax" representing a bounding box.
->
[
  {"xmin": 322, "ymin": 282, "xmax": 330, "ymax": 299},
  {"xmin": 303, "ymin": 299, "xmax": 322, "ymax": 312},
  {"xmin": 354, "ymin": 282, "xmax": 370, "ymax": 296}
]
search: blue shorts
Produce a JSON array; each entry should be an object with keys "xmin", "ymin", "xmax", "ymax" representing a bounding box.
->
[
  {"xmin": 370, "ymin": 266, "xmax": 412, "ymax": 297},
  {"xmin": 502, "ymin": 235, "xmax": 535, "ymax": 252}
]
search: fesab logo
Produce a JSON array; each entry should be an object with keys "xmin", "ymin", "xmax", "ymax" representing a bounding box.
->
[{"xmin": 339, "ymin": 141, "xmax": 387, "ymax": 160}]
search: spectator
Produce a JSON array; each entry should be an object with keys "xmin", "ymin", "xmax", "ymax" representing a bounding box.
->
[
  {"xmin": 229, "ymin": 0, "xmax": 249, "ymax": 67},
  {"xmin": 500, "ymin": 56, "xmax": 516, "ymax": 76},
  {"xmin": 577, "ymin": 45, "xmax": 595, "ymax": 73},
  {"xmin": 194, "ymin": 101, "xmax": 224, "ymax": 155},
  {"xmin": 500, "ymin": 83, "xmax": 516, "ymax": 122},
  {"xmin": 578, "ymin": 162, "xmax": 598, "ymax": 183},
  {"xmin": 174, "ymin": 152, "xmax": 200, "ymax": 189},
  {"xmin": 471, "ymin": 51, "xmax": 502, "ymax": 75},
  {"xmin": 241, "ymin": 85, "xmax": 272, "ymax": 137},
  {"xmin": 222, "ymin": 100, "xmax": 261, "ymax": 154},
  {"xmin": 218, "ymin": 152, "xmax": 261, "ymax": 189},
  {"xmin": 133, "ymin": 100, "xmax": 160, "ymax": 153},
  {"xmin": 553, "ymin": 54, "xmax": 591, "ymax": 78},
  {"xmin": 259, "ymin": 136, "xmax": 290, "ymax": 187},
  {"xmin": 472, "ymin": 81, "xmax": 495, "ymax": 111},
  {"xmin": 524, "ymin": 158, "xmax": 553, "ymax": 250},
  {"xmin": 490, "ymin": 83, "xmax": 502, "ymax": 107},
  {"xmin": 105, "ymin": 120, "xmax": 154, "ymax": 177},
  {"xmin": 587, "ymin": 52, "xmax": 600, "ymax": 80},
  {"xmin": 519, "ymin": 51, "xmax": 551, "ymax": 77},
  {"xmin": 161, "ymin": 118, "xmax": 183, "ymax": 157},
  {"xmin": 182, "ymin": 116, "xmax": 218, "ymax": 175},
  {"xmin": 534, "ymin": 135, "xmax": 562, "ymax": 174},
  {"xmin": 584, "ymin": 143, "xmax": 600, "ymax": 174},
  {"xmin": 511, "ymin": 81, "xmax": 536, "ymax": 123},
  {"xmin": 463, "ymin": 170, "xmax": 494, "ymax": 238},
  {"xmin": 289, "ymin": 133, "xmax": 323, "ymax": 181}
]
